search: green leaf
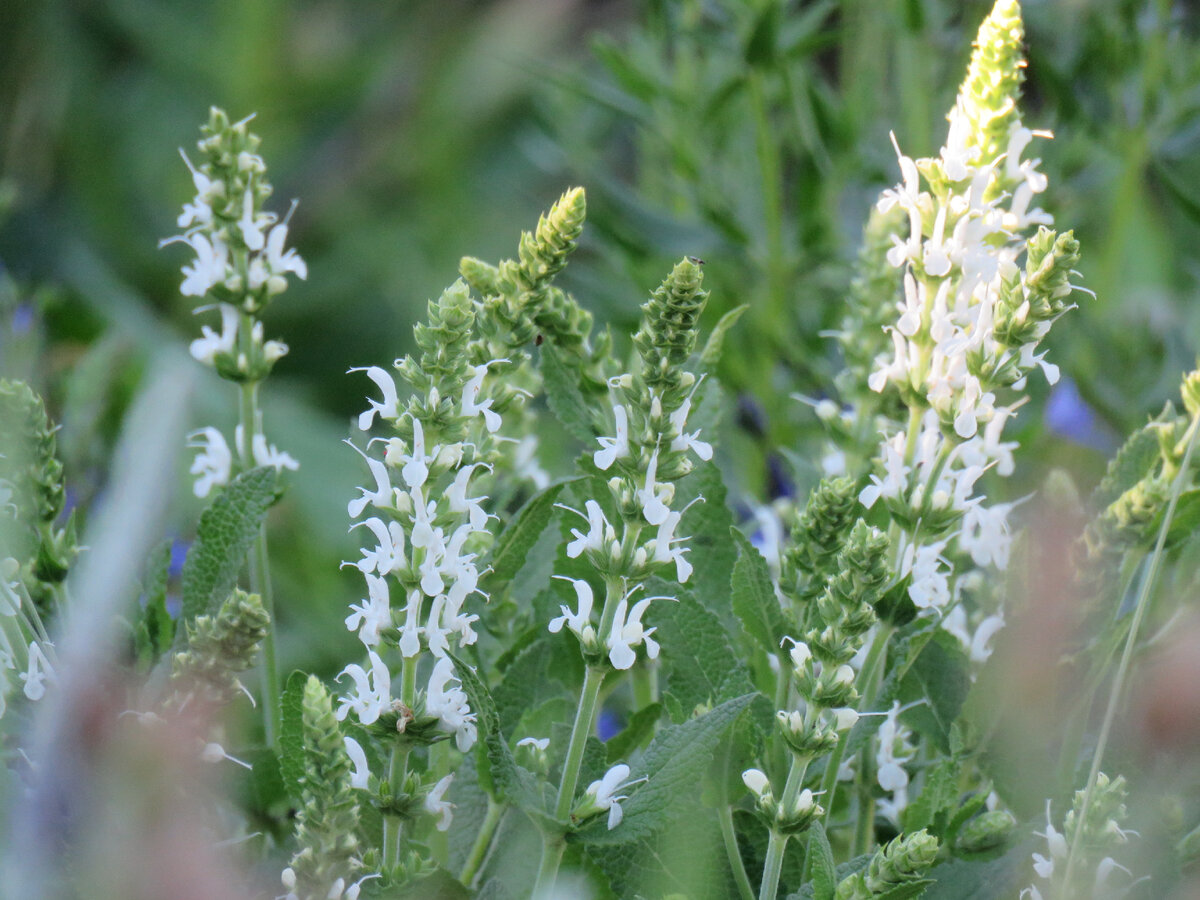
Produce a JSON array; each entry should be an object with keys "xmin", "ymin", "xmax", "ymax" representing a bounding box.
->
[
  {"xmin": 571, "ymin": 693, "xmax": 754, "ymax": 845},
  {"xmin": 539, "ymin": 343, "xmax": 595, "ymax": 443},
  {"xmin": 846, "ymin": 622, "xmax": 938, "ymax": 756},
  {"xmin": 652, "ymin": 585, "xmax": 755, "ymax": 722},
  {"xmin": 807, "ymin": 821, "xmax": 837, "ymax": 900},
  {"xmin": 898, "ymin": 631, "xmax": 971, "ymax": 754},
  {"xmin": 730, "ymin": 528, "xmax": 788, "ymax": 657},
  {"xmin": 133, "ymin": 538, "xmax": 175, "ymax": 672},
  {"xmin": 279, "ymin": 669, "xmax": 308, "ymax": 805},
  {"xmin": 486, "ymin": 481, "xmax": 568, "ymax": 588},
  {"xmin": 920, "ymin": 841, "xmax": 1035, "ymax": 900},
  {"xmin": 700, "ymin": 305, "xmax": 749, "ymax": 368},
  {"xmin": 676, "ymin": 462, "xmax": 739, "ymax": 632},
  {"xmin": 872, "ymin": 881, "xmax": 935, "ymax": 900},
  {"xmin": 180, "ymin": 466, "xmax": 280, "ymax": 625},
  {"xmin": 605, "ymin": 702, "xmax": 663, "ymax": 764},
  {"xmin": 450, "ymin": 653, "xmax": 550, "ymax": 820},
  {"xmin": 902, "ymin": 755, "xmax": 960, "ymax": 834},
  {"xmin": 1163, "ymin": 488, "xmax": 1200, "ymax": 548},
  {"xmin": 391, "ymin": 868, "xmax": 472, "ymax": 899}
]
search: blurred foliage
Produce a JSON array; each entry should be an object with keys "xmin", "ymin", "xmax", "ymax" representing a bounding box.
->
[{"xmin": 2, "ymin": 0, "xmax": 1200, "ymax": 658}]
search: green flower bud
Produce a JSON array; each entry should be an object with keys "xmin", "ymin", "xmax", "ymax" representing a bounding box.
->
[
  {"xmin": 955, "ymin": 0, "xmax": 1026, "ymax": 169},
  {"xmin": 169, "ymin": 588, "xmax": 269, "ymax": 710},
  {"xmin": 957, "ymin": 809, "xmax": 1018, "ymax": 852},
  {"xmin": 288, "ymin": 675, "xmax": 363, "ymax": 900},
  {"xmin": 836, "ymin": 829, "xmax": 940, "ymax": 899},
  {"xmin": 633, "ymin": 257, "xmax": 709, "ymax": 398},
  {"xmin": 784, "ymin": 477, "xmax": 860, "ymax": 603}
]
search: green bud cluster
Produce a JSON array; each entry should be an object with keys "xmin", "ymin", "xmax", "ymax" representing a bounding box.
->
[
  {"xmin": 168, "ymin": 588, "xmax": 269, "ymax": 710},
  {"xmin": 834, "ymin": 829, "xmax": 940, "ymax": 899},
  {"xmin": 957, "ymin": 808, "xmax": 1018, "ymax": 853},
  {"xmin": 394, "ymin": 281, "xmax": 478, "ymax": 404},
  {"xmin": 0, "ymin": 379, "xmax": 78, "ymax": 615},
  {"xmin": 288, "ymin": 675, "xmax": 363, "ymax": 900},
  {"xmin": 1062, "ymin": 773, "xmax": 1130, "ymax": 861},
  {"xmin": 993, "ymin": 229, "xmax": 1081, "ymax": 353},
  {"xmin": 460, "ymin": 186, "xmax": 589, "ymax": 355},
  {"xmin": 632, "ymin": 257, "xmax": 709, "ymax": 397},
  {"xmin": 783, "ymin": 476, "xmax": 861, "ymax": 606},
  {"xmin": 805, "ymin": 521, "xmax": 888, "ymax": 665},
  {"xmin": 955, "ymin": 0, "xmax": 1025, "ymax": 170}
]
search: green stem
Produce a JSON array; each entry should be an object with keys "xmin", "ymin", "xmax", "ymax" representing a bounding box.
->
[
  {"xmin": 382, "ymin": 740, "xmax": 411, "ymax": 869},
  {"xmin": 820, "ymin": 624, "xmax": 890, "ymax": 825},
  {"xmin": 533, "ymin": 663, "xmax": 605, "ymax": 897},
  {"xmin": 460, "ymin": 799, "xmax": 504, "ymax": 886},
  {"xmin": 759, "ymin": 756, "xmax": 808, "ymax": 900},
  {"xmin": 238, "ymin": 371, "xmax": 281, "ymax": 748},
  {"xmin": 720, "ymin": 802, "xmax": 757, "ymax": 900},
  {"xmin": 1062, "ymin": 412, "xmax": 1200, "ymax": 887}
]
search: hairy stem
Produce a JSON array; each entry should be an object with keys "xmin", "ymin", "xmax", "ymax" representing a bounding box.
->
[
  {"xmin": 759, "ymin": 755, "xmax": 808, "ymax": 900},
  {"xmin": 460, "ymin": 798, "xmax": 504, "ymax": 886}
]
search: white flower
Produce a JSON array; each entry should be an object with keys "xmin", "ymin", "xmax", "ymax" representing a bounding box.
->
[
  {"xmin": 426, "ymin": 657, "xmax": 477, "ymax": 751},
  {"xmin": 189, "ymin": 303, "xmax": 240, "ymax": 366},
  {"xmin": 446, "ymin": 463, "xmax": 492, "ymax": 531},
  {"xmin": 594, "ymin": 404, "xmax": 632, "ymax": 470},
  {"xmin": 517, "ymin": 736, "xmax": 550, "ymax": 751},
  {"xmin": 248, "ymin": 221, "xmax": 307, "ymax": 293},
  {"xmin": 237, "ymin": 188, "xmax": 272, "ymax": 251},
  {"xmin": 351, "ymin": 366, "xmax": 401, "ymax": 431},
  {"xmin": 548, "ymin": 576, "xmax": 594, "ymax": 639},
  {"xmin": 583, "ymin": 763, "xmax": 645, "ymax": 830},
  {"xmin": 344, "ymin": 574, "xmax": 391, "ymax": 647},
  {"xmin": 188, "ymin": 427, "xmax": 233, "ymax": 498},
  {"xmin": 424, "ymin": 774, "xmax": 456, "ymax": 831},
  {"xmin": 347, "ymin": 516, "xmax": 406, "ymax": 576},
  {"xmin": 200, "ymin": 741, "xmax": 252, "ymax": 769},
  {"xmin": 335, "ymin": 649, "xmax": 392, "ymax": 725},
  {"xmin": 343, "ymin": 737, "xmax": 371, "ymax": 790},
  {"xmin": 398, "ymin": 589, "xmax": 423, "ymax": 657},
  {"xmin": 392, "ymin": 418, "xmax": 432, "ymax": 490},
  {"xmin": 668, "ymin": 392, "xmax": 713, "ymax": 461},
  {"xmin": 636, "ymin": 451, "xmax": 673, "ymax": 526},
  {"xmin": 875, "ymin": 701, "xmax": 915, "ymax": 825},
  {"xmin": 902, "ymin": 539, "xmax": 953, "ymax": 611},
  {"xmin": 650, "ymin": 508, "xmax": 693, "ymax": 582},
  {"xmin": 742, "ymin": 768, "xmax": 771, "ymax": 799},
  {"xmin": 20, "ymin": 640, "xmax": 54, "ymax": 701},
  {"xmin": 238, "ymin": 426, "xmax": 299, "ymax": 473},
  {"xmin": 347, "ymin": 448, "xmax": 395, "ymax": 519},
  {"xmin": 562, "ymin": 500, "xmax": 615, "ymax": 559},
  {"xmin": 959, "ymin": 500, "xmax": 1016, "ymax": 569},
  {"xmin": 175, "ymin": 233, "xmax": 231, "ymax": 298},
  {"xmin": 606, "ymin": 595, "xmax": 665, "ymax": 670},
  {"xmin": 460, "ymin": 361, "xmax": 505, "ymax": 433},
  {"xmin": 859, "ymin": 432, "xmax": 910, "ymax": 509}
]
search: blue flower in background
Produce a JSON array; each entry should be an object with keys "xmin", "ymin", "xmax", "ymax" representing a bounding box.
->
[
  {"xmin": 597, "ymin": 707, "xmax": 624, "ymax": 742},
  {"xmin": 1044, "ymin": 376, "xmax": 1113, "ymax": 452}
]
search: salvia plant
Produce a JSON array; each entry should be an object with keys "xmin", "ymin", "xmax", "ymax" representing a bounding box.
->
[{"xmin": 3, "ymin": 2, "xmax": 1200, "ymax": 899}]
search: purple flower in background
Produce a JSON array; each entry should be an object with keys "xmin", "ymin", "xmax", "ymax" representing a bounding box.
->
[
  {"xmin": 1044, "ymin": 376, "xmax": 1113, "ymax": 452},
  {"xmin": 12, "ymin": 303, "xmax": 34, "ymax": 335},
  {"xmin": 597, "ymin": 707, "xmax": 624, "ymax": 742}
]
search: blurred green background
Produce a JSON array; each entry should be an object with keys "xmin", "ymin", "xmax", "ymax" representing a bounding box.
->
[{"xmin": 2, "ymin": 0, "xmax": 1199, "ymax": 669}]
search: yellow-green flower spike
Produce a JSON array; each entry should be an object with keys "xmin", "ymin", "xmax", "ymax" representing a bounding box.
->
[
  {"xmin": 169, "ymin": 588, "xmax": 269, "ymax": 710},
  {"xmin": 954, "ymin": 0, "xmax": 1026, "ymax": 167}
]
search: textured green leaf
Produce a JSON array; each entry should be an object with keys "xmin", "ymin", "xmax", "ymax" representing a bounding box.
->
[
  {"xmin": 586, "ymin": 797, "xmax": 737, "ymax": 900},
  {"xmin": 539, "ymin": 342, "xmax": 595, "ymax": 443},
  {"xmin": 180, "ymin": 466, "xmax": 280, "ymax": 624},
  {"xmin": 1092, "ymin": 420, "xmax": 1160, "ymax": 510},
  {"xmin": 605, "ymin": 702, "xmax": 663, "ymax": 764},
  {"xmin": 487, "ymin": 481, "xmax": 568, "ymax": 587},
  {"xmin": 808, "ymin": 821, "xmax": 837, "ymax": 900},
  {"xmin": 730, "ymin": 527, "xmax": 788, "ymax": 657},
  {"xmin": 902, "ymin": 755, "xmax": 960, "ymax": 834},
  {"xmin": 920, "ymin": 841, "xmax": 1035, "ymax": 900},
  {"xmin": 571, "ymin": 693, "xmax": 754, "ymax": 845},
  {"xmin": 391, "ymin": 868, "xmax": 471, "ymax": 899},
  {"xmin": 872, "ymin": 880, "xmax": 935, "ymax": 900},
  {"xmin": 279, "ymin": 669, "xmax": 308, "ymax": 805},
  {"xmin": 899, "ymin": 631, "xmax": 971, "ymax": 754},
  {"xmin": 451, "ymin": 653, "xmax": 550, "ymax": 819},
  {"xmin": 676, "ymin": 462, "xmax": 739, "ymax": 632},
  {"xmin": 653, "ymin": 584, "xmax": 754, "ymax": 722},
  {"xmin": 700, "ymin": 304, "xmax": 749, "ymax": 367}
]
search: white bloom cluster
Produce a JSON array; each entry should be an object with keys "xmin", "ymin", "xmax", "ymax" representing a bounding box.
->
[
  {"xmin": 1020, "ymin": 800, "xmax": 1135, "ymax": 900},
  {"xmin": 335, "ymin": 359, "xmax": 505, "ymax": 757},
  {"xmin": 874, "ymin": 700, "xmax": 917, "ymax": 825}
]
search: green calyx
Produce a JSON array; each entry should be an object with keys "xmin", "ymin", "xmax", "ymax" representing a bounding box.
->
[
  {"xmin": 633, "ymin": 257, "xmax": 709, "ymax": 399},
  {"xmin": 289, "ymin": 675, "xmax": 363, "ymax": 900},
  {"xmin": 994, "ymin": 229, "xmax": 1081, "ymax": 350},
  {"xmin": 169, "ymin": 588, "xmax": 269, "ymax": 709},
  {"xmin": 395, "ymin": 280, "xmax": 478, "ymax": 397},
  {"xmin": 784, "ymin": 476, "xmax": 860, "ymax": 604},
  {"xmin": 0, "ymin": 379, "xmax": 78, "ymax": 613},
  {"xmin": 835, "ymin": 829, "xmax": 940, "ymax": 899}
]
